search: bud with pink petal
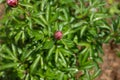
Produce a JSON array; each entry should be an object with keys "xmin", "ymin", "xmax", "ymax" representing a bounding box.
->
[
  {"xmin": 54, "ymin": 31, "xmax": 63, "ymax": 40},
  {"xmin": 7, "ymin": 0, "xmax": 18, "ymax": 7}
]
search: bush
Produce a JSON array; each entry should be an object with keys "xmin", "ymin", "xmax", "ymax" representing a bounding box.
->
[{"xmin": 0, "ymin": 0, "xmax": 119, "ymax": 80}]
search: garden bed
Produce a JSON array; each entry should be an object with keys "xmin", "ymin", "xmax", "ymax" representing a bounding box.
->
[{"xmin": 0, "ymin": 1, "xmax": 120, "ymax": 80}]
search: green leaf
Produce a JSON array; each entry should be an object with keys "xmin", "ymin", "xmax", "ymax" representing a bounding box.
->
[
  {"xmin": 39, "ymin": 15, "xmax": 48, "ymax": 26},
  {"xmin": 46, "ymin": 45, "xmax": 55, "ymax": 60},
  {"xmin": 33, "ymin": 18, "xmax": 46, "ymax": 28},
  {"xmin": 46, "ymin": 4, "xmax": 51, "ymax": 22},
  {"xmin": 71, "ymin": 21, "xmax": 87, "ymax": 28},
  {"xmin": 30, "ymin": 75, "xmax": 34, "ymax": 80},
  {"xmin": 93, "ymin": 14, "xmax": 109, "ymax": 22},
  {"xmin": 62, "ymin": 8, "xmax": 69, "ymax": 21},
  {"xmin": 78, "ymin": 42, "xmax": 90, "ymax": 47},
  {"xmin": 59, "ymin": 48, "xmax": 72, "ymax": 57},
  {"xmin": 82, "ymin": 51, "xmax": 89, "ymax": 64},
  {"xmin": 59, "ymin": 51, "xmax": 67, "ymax": 67},
  {"xmin": 43, "ymin": 39, "xmax": 54, "ymax": 49},
  {"xmin": 0, "ymin": 63, "xmax": 18, "ymax": 71},
  {"xmin": 58, "ymin": 72, "xmax": 64, "ymax": 80},
  {"xmin": 32, "ymin": 30, "xmax": 44, "ymax": 40},
  {"xmin": 30, "ymin": 54, "xmax": 41, "ymax": 74},
  {"xmin": 2, "ymin": 45, "xmax": 17, "ymax": 61},
  {"xmin": 60, "ymin": 0, "xmax": 74, "ymax": 4},
  {"xmin": 80, "ymin": 62, "xmax": 95, "ymax": 70},
  {"xmin": 26, "ymin": 16, "xmax": 32, "ymax": 29},
  {"xmin": 11, "ymin": 44, "xmax": 17, "ymax": 58},
  {"xmin": 86, "ymin": 70, "xmax": 91, "ymax": 80},
  {"xmin": 40, "ymin": 57, "xmax": 44, "ymax": 69},
  {"xmin": 94, "ymin": 57, "xmax": 103, "ymax": 63},
  {"xmin": 62, "ymin": 39, "xmax": 75, "ymax": 48},
  {"xmin": 0, "ymin": 53, "xmax": 13, "ymax": 60},
  {"xmin": 25, "ymin": 74, "xmax": 30, "ymax": 80},
  {"xmin": 0, "ymin": 0, "xmax": 4, "ymax": 3},
  {"xmin": 80, "ymin": 25, "xmax": 87, "ymax": 37},
  {"xmin": 19, "ymin": 3, "xmax": 33, "ymax": 8},
  {"xmin": 41, "ymin": 0, "xmax": 47, "ymax": 11},
  {"xmin": 21, "ymin": 48, "xmax": 35, "ymax": 61},
  {"xmin": 55, "ymin": 48, "xmax": 59, "ymax": 63},
  {"xmin": 92, "ymin": 69, "xmax": 101, "ymax": 79},
  {"xmin": 15, "ymin": 31, "xmax": 22, "ymax": 43},
  {"xmin": 99, "ymin": 25, "xmax": 111, "ymax": 30},
  {"xmin": 50, "ymin": 11, "xmax": 59, "ymax": 23},
  {"xmin": 22, "ymin": 32, "xmax": 26, "ymax": 44}
]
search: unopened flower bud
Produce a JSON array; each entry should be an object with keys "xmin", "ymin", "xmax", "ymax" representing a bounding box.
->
[
  {"xmin": 54, "ymin": 31, "xmax": 63, "ymax": 40},
  {"xmin": 7, "ymin": 0, "xmax": 18, "ymax": 7}
]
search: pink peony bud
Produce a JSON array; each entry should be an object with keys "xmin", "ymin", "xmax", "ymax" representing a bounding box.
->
[
  {"xmin": 54, "ymin": 31, "xmax": 63, "ymax": 40},
  {"xmin": 7, "ymin": 0, "xmax": 18, "ymax": 7}
]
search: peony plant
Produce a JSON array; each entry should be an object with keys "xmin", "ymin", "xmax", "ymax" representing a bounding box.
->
[{"xmin": 1, "ymin": 0, "xmax": 118, "ymax": 80}]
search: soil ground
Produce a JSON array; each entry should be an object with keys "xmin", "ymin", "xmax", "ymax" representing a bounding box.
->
[
  {"xmin": 96, "ymin": 43, "xmax": 120, "ymax": 80},
  {"xmin": 0, "ymin": 3, "xmax": 5, "ymax": 20}
]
